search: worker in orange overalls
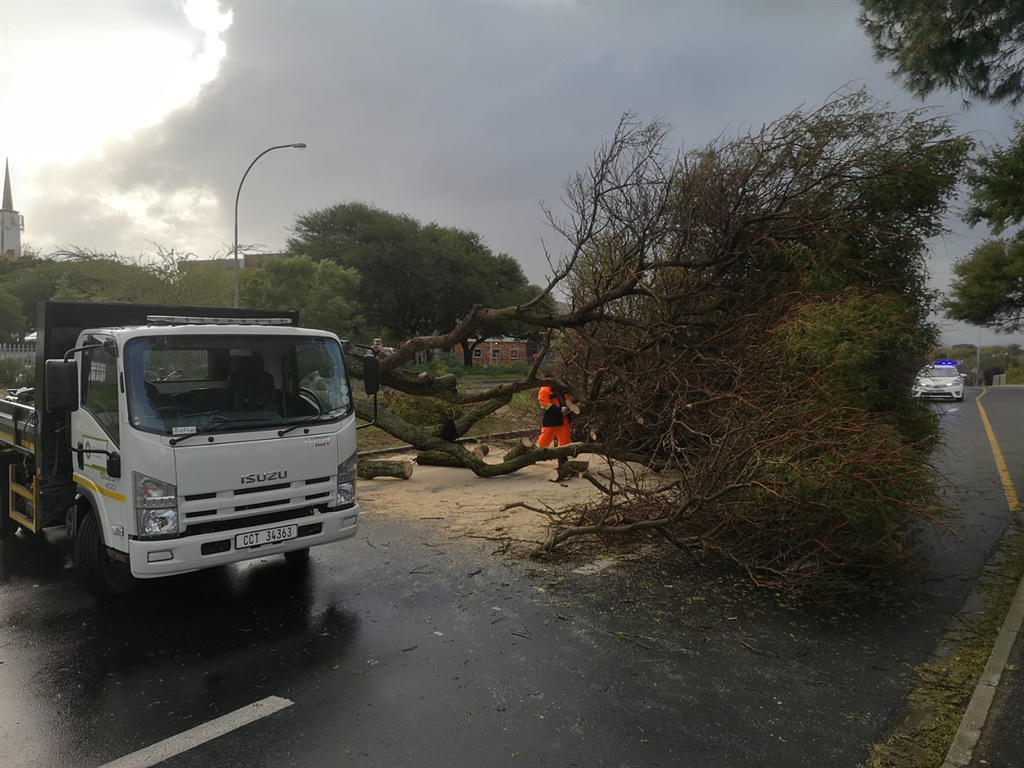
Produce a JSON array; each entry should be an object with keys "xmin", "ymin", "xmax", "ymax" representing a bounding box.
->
[{"xmin": 536, "ymin": 385, "xmax": 573, "ymax": 462}]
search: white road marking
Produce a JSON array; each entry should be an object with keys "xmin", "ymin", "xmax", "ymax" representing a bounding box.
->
[
  {"xmin": 99, "ymin": 695, "xmax": 293, "ymax": 768},
  {"xmin": 573, "ymin": 557, "xmax": 617, "ymax": 575}
]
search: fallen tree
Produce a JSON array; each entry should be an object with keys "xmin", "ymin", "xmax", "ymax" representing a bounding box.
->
[{"xmin": 340, "ymin": 88, "xmax": 967, "ymax": 599}]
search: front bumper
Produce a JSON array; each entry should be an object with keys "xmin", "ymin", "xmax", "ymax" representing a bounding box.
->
[
  {"xmin": 127, "ymin": 506, "xmax": 359, "ymax": 578},
  {"xmin": 913, "ymin": 387, "xmax": 963, "ymax": 400}
]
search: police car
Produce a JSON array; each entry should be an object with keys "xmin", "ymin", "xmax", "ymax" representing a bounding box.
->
[{"xmin": 912, "ymin": 360, "xmax": 964, "ymax": 402}]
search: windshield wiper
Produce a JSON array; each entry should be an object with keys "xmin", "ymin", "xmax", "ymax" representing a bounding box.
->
[
  {"xmin": 277, "ymin": 407, "xmax": 347, "ymax": 437},
  {"xmin": 168, "ymin": 414, "xmax": 265, "ymax": 446}
]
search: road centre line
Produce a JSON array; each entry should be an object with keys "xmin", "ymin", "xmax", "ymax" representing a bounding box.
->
[{"xmin": 99, "ymin": 695, "xmax": 293, "ymax": 768}]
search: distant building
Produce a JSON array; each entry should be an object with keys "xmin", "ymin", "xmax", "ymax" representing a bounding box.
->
[
  {"xmin": 1, "ymin": 159, "xmax": 24, "ymax": 260},
  {"xmin": 454, "ymin": 337, "xmax": 540, "ymax": 367}
]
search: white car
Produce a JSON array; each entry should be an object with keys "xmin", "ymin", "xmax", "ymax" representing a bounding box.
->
[{"xmin": 913, "ymin": 362, "xmax": 964, "ymax": 402}]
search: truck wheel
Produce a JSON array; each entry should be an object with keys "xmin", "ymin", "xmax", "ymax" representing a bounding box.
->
[{"xmin": 75, "ymin": 510, "xmax": 134, "ymax": 599}]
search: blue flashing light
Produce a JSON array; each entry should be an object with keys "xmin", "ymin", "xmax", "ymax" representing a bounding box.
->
[{"xmin": 934, "ymin": 360, "xmax": 958, "ymax": 366}]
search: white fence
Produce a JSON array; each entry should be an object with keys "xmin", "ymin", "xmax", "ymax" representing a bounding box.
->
[{"xmin": 0, "ymin": 343, "xmax": 35, "ymax": 363}]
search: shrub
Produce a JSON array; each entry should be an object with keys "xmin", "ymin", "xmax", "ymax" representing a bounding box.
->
[
  {"xmin": 387, "ymin": 391, "xmax": 463, "ymax": 427},
  {"xmin": 0, "ymin": 359, "xmax": 34, "ymax": 390}
]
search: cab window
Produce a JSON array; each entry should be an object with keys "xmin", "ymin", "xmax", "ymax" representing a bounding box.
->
[{"xmin": 82, "ymin": 342, "xmax": 120, "ymax": 445}]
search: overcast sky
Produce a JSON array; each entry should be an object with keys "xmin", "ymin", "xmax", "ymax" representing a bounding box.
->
[{"xmin": 1, "ymin": 0, "xmax": 1021, "ymax": 348}]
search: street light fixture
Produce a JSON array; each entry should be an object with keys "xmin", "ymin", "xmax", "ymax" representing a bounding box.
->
[{"xmin": 233, "ymin": 142, "xmax": 307, "ymax": 308}]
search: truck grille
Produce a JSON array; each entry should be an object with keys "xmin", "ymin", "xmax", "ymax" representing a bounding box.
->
[{"xmin": 179, "ymin": 476, "xmax": 336, "ymax": 534}]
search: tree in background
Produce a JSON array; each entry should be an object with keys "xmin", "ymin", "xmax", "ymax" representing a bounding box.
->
[
  {"xmin": 0, "ymin": 248, "xmax": 238, "ymax": 333},
  {"xmin": 858, "ymin": 0, "xmax": 1024, "ymax": 105},
  {"xmin": 420, "ymin": 224, "xmax": 545, "ymax": 365},
  {"xmin": 965, "ymin": 121, "xmax": 1024, "ymax": 233},
  {"xmin": 145, "ymin": 246, "xmax": 233, "ymax": 307},
  {"xmin": 241, "ymin": 254, "xmax": 363, "ymax": 339},
  {"xmin": 944, "ymin": 238, "xmax": 1024, "ymax": 332},
  {"xmin": 286, "ymin": 202, "xmax": 542, "ymax": 359},
  {"xmin": 941, "ymin": 123, "xmax": 1024, "ymax": 333},
  {"xmin": 1, "ymin": 249, "xmax": 167, "ymax": 329},
  {"xmin": 0, "ymin": 285, "xmax": 26, "ymax": 342},
  {"xmin": 856, "ymin": 0, "xmax": 1024, "ymax": 335}
]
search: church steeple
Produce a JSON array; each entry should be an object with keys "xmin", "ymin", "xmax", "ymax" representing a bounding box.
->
[
  {"xmin": 2, "ymin": 159, "xmax": 13, "ymax": 211},
  {"xmin": 1, "ymin": 158, "xmax": 24, "ymax": 259}
]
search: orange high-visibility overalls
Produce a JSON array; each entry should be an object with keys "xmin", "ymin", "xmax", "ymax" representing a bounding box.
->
[{"xmin": 536, "ymin": 386, "xmax": 572, "ymax": 449}]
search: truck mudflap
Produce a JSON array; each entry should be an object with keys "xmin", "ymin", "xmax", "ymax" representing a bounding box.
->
[{"xmin": 127, "ymin": 506, "xmax": 359, "ymax": 578}]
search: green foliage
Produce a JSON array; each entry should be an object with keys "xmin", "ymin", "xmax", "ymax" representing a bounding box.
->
[
  {"xmin": 0, "ymin": 358, "xmax": 34, "ymax": 389},
  {"xmin": 965, "ymin": 122, "xmax": 1024, "ymax": 234},
  {"xmin": 776, "ymin": 288, "xmax": 940, "ymax": 445},
  {"xmin": 558, "ymin": 91, "xmax": 967, "ymax": 597},
  {"xmin": 742, "ymin": 414, "xmax": 941, "ymax": 572},
  {"xmin": 0, "ymin": 285, "xmax": 26, "ymax": 341},
  {"xmin": 386, "ymin": 391, "xmax": 463, "ymax": 427},
  {"xmin": 1, "ymin": 248, "xmax": 234, "ymax": 332},
  {"xmin": 943, "ymin": 238, "xmax": 1024, "ymax": 333},
  {"xmin": 858, "ymin": 0, "xmax": 1024, "ymax": 105},
  {"xmin": 286, "ymin": 201, "xmax": 541, "ymax": 352},
  {"xmin": 0, "ymin": 249, "xmax": 203, "ymax": 327},
  {"xmin": 241, "ymin": 254, "xmax": 363, "ymax": 338},
  {"xmin": 147, "ymin": 248, "xmax": 233, "ymax": 307}
]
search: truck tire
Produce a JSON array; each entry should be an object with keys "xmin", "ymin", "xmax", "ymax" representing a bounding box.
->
[{"xmin": 75, "ymin": 510, "xmax": 135, "ymax": 599}]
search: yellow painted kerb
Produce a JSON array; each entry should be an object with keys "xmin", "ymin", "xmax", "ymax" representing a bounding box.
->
[{"xmin": 976, "ymin": 388, "xmax": 1022, "ymax": 514}]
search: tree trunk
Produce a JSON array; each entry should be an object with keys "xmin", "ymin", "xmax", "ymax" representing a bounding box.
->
[
  {"xmin": 358, "ymin": 459, "xmax": 414, "ymax": 480},
  {"xmin": 549, "ymin": 460, "xmax": 589, "ymax": 482},
  {"xmin": 416, "ymin": 450, "xmax": 481, "ymax": 467},
  {"xmin": 503, "ymin": 436, "xmax": 534, "ymax": 462}
]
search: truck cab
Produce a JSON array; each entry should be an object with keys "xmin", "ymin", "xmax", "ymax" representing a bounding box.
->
[{"xmin": 1, "ymin": 301, "xmax": 377, "ymax": 599}]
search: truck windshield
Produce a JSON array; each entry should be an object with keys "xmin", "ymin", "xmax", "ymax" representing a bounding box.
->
[{"xmin": 123, "ymin": 333, "xmax": 352, "ymax": 437}]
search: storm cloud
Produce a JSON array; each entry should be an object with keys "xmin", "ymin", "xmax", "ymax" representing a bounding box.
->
[{"xmin": 4, "ymin": 0, "xmax": 1020, "ymax": 346}]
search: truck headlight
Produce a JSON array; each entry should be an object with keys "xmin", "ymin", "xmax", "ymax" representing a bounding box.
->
[
  {"xmin": 337, "ymin": 454, "xmax": 356, "ymax": 507},
  {"xmin": 134, "ymin": 472, "xmax": 179, "ymax": 536}
]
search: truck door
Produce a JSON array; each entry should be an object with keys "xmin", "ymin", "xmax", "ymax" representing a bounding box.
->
[{"xmin": 75, "ymin": 339, "xmax": 129, "ymax": 543}]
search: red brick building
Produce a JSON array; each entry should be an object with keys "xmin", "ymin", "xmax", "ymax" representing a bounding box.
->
[{"xmin": 454, "ymin": 338, "xmax": 534, "ymax": 367}]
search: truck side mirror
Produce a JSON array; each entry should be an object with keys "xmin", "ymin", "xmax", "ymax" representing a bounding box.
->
[
  {"xmin": 362, "ymin": 354, "xmax": 380, "ymax": 395},
  {"xmin": 106, "ymin": 452, "xmax": 122, "ymax": 479},
  {"xmin": 44, "ymin": 359, "xmax": 79, "ymax": 412}
]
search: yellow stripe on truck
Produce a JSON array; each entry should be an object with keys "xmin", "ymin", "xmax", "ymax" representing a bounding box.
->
[{"xmin": 74, "ymin": 474, "xmax": 128, "ymax": 504}]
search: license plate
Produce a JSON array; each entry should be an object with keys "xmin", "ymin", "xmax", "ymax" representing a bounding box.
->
[{"xmin": 235, "ymin": 525, "xmax": 297, "ymax": 549}]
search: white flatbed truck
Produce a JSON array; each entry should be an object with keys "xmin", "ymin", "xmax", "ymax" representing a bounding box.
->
[{"xmin": 0, "ymin": 301, "xmax": 379, "ymax": 599}]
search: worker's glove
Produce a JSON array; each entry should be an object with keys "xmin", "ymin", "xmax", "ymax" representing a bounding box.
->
[{"xmin": 561, "ymin": 406, "xmax": 570, "ymax": 414}]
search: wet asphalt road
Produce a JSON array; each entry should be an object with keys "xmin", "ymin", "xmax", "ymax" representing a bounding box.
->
[{"xmin": 1, "ymin": 388, "xmax": 1021, "ymax": 768}]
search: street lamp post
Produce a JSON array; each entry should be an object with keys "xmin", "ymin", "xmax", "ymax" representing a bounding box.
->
[{"xmin": 233, "ymin": 142, "xmax": 307, "ymax": 308}]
